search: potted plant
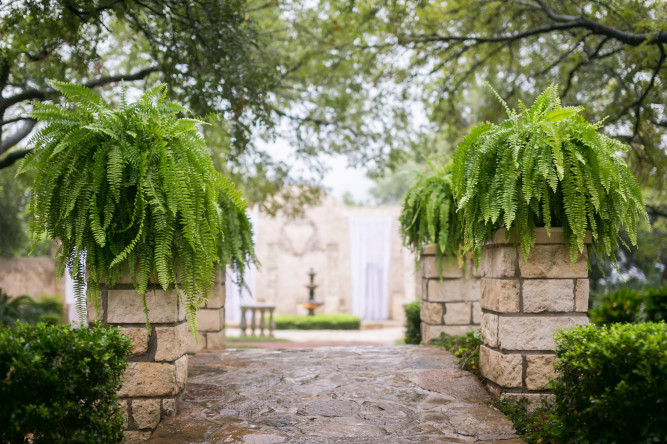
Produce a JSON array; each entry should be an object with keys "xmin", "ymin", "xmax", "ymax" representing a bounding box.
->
[
  {"xmin": 19, "ymin": 82, "xmax": 249, "ymax": 334},
  {"xmin": 451, "ymin": 84, "xmax": 649, "ymax": 401},
  {"xmin": 400, "ymin": 161, "xmax": 480, "ymax": 342},
  {"xmin": 399, "ymin": 160, "xmax": 464, "ymax": 275},
  {"xmin": 452, "ymin": 84, "xmax": 648, "ymax": 265}
]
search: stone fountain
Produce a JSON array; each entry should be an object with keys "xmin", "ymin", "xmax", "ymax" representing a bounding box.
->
[{"xmin": 299, "ymin": 268, "xmax": 324, "ymax": 315}]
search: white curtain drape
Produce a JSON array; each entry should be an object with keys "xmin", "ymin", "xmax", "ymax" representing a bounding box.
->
[
  {"xmin": 225, "ymin": 213, "xmax": 257, "ymax": 323},
  {"xmin": 349, "ymin": 216, "xmax": 392, "ymax": 320}
]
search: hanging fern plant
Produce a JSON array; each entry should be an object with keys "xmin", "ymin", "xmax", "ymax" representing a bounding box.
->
[
  {"xmin": 399, "ymin": 161, "xmax": 464, "ymax": 275},
  {"xmin": 19, "ymin": 82, "xmax": 246, "ymax": 334},
  {"xmin": 452, "ymin": 84, "xmax": 648, "ymax": 266},
  {"xmin": 218, "ymin": 181, "xmax": 257, "ymax": 286}
]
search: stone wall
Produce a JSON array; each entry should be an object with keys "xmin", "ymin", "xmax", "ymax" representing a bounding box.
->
[
  {"xmin": 186, "ymin": 271, "xmax": 226, "ymax": 353},
  {"xmin": 479, "ymin": 228, "xmax": 590, "ymax": 406},
  {"xmin": 88, "ymin": 281, "xmax": 190, "ymax": 443},
  {"xmin": 419, "ymin": 246, "xmax": 481, "ymax": 343},
  {"xmin": 0, "ymin": 256, "xmax": 65, "ymax": 298},
  {"xmin": 253, "ymin": 194, "xmax": 416, "ymax": 320}
]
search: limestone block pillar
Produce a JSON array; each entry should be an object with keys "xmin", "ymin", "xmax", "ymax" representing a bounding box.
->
[
  {"xmin": 87, "ymin": 279, "xmax": 189, "ymax": 443},
  {"xmin": 419, "ymin": 245, "xmax": 481, "ymax": 343},
  {"xmin": 479, "ymin": 228, "xmax": 590, "ymax": 406},
  {"xmin": 186, "ymin": 270, "xmax": 226, "ymax": 353}
]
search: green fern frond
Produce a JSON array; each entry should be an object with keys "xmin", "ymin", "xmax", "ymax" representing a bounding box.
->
[
  {"xmin": 19, "ymin": 82, "xmax": 253, "ymax": 336},
  {"xmin": 452, "ymin": 84, "xmax": 648, "ymax": 266},
  {"xmin": 399, "ymin": 161, "xmax": 464, "ymax": 276}
]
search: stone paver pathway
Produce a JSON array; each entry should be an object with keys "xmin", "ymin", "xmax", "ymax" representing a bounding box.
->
[{"xmin": 149, "ymin": 346, "xmax": 522, "ymax": 443}]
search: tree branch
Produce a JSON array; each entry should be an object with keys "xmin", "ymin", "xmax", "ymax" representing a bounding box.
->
[
  {"xmin": 0, "ymin": 66, "xmax": 159, "ymax": 111},
  {"xmin": 0, "ymin": 148, "xmax": 32, "ymax": 170},
  {"xmin": 0, "ymin": 119, "xmax": 36, "ymax": 155},
  {"xmin": 407, "ymin": 3, "xmax": 667, "ymax": 50},
  {"xmin": 646, "ymin": 204, "xmax": 667, "ymax": 219},
  {"xmin": 521, "ymin": 0, "xmax": 667, "ymax": 46}
]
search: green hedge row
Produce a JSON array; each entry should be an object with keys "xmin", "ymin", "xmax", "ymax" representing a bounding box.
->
[
  {"xmin": 553, "ymin": 322, "xmax": 667, "ymax": 443},
  {"xmin": 0, "ymin": 288, "xmax": 65, "ymax": 326},
  {"xmin": 438, "ymin": 322, "xmax": 667, "ymax": 443},
  {"xmin": 273, "ymin": 314, "xmax": 361, "ymax": 330},
  {"xmin": 0, "ymin": 322, "xmax": 132, "ymax": 443},
  {"xmin": 590, "ymin": 285, "xmax": 667, "ymax": 325}
]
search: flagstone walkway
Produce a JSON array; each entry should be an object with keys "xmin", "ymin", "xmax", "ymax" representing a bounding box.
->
[{"xmin": 149, "ymin": 346, "xmax": 523, "ymax": 443}]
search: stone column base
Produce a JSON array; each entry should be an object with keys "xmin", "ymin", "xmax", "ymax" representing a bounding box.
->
[
  {"xmin": 479, "ymin": 228, "xmax": 590, "ymax": 407},
  {"xmin": 88, "ymin": 282, "xmax": 190, "ymax": 442},
  {"xmin": 186, "ymin": 271, "xmax": 226, "ymax": 353},
  {"xmin": 419, "ymin": 246, "xmax": 481, "ymax": 343}
]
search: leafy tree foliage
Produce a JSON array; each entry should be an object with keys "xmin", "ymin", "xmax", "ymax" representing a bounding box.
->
[
  {"xmin": 276, "ymin": 0, "xmax": 667, "ymax": 183},
  {"xmin": 0, "ymin": 0, "xmax": 277, "ymax": 169}
]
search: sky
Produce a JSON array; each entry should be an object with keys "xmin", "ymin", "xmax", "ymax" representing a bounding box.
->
[{"xmin": 257, "ymin": 136, "xmax": 376, "ymax": 203}]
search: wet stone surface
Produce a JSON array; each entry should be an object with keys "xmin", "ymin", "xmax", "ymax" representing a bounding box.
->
[{"xmin": 149, "ymin": 346, "xmax": 523, "ymax": 443}]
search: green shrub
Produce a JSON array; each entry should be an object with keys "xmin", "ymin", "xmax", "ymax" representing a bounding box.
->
[
  {"xmin": 273, "ymin": 314, "xmax": 361, "ymax": 330},
  {"xmin": 643, "ymin": 286, "xmax": 667, "ymax": 322},
  {"xmin": 0, "ymin": 290, "xmax": 65, "ymax": 326},
  {"xmin": 0, "ymin": 322, "xmax": 132, "ymax": 443},
  {"xmin": 553, "ymin": 322, "xmax": 667, "ymax": 443},
  {"xmin": 431, "ymin": 330, "xmax": 481, "ymax": 375},
  {"xmin": 403, "ymin": 301, "xmax": 421, "ymax": 344},
  {"xmin": 493, "ymin": 398, "xmax": 565, "ymax": 444},
  {"xmin": 589, "ymin": 288, "xmax": 643, "ymax": 325}
]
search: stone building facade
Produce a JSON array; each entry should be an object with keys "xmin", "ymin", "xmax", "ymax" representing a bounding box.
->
[{"xmin": 240, "ymin": 195, "xmax": 416, "ymax": 321}]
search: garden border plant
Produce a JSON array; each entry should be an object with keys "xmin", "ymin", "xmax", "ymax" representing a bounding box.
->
[
  {"xmin": 0, "ymin": 322, "xmax": 132, "ymax": 443},
  {"xmin": 19, "ymin": 82, "xmax": 253, "ymax": 334}
]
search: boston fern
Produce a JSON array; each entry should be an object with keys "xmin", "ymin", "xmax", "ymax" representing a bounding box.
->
[
  {"xmin": 19, "ymin": 82, "xmax": 248, "ymax": 334},
  {"xmin": 399, "ymin": 161, "xmax": 464, "ymax": 273},
  {"xmin": 218, "ymin": 183, "xmax": 257, "ymax": 286},
  {"xmin": 452, "ymin": 85, "xmax": 648, "ymax": 265}
]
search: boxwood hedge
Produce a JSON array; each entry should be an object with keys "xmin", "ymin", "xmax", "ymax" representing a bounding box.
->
[
  {"xmin": 0, "ymin": 322, "xmax": 132, "ymax": 443},
  {"xmin": 553, "ymin": 322, "xmax": 667, "ymax": 443}
]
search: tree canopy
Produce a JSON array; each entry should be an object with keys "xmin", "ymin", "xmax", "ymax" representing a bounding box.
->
[{"xmin": 0, "ymin": 0, "xmax": 277, "ymax": 169}]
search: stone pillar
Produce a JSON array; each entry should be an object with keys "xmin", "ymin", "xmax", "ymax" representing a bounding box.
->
[
  {"xmin": 419, "ymin": 245, "xmax": 481, "ymax": 343},
  {"xmin": 479, "ymin": 228, "xmax": 590, "ymax": 406},
  {"xmin": 186, "ymin": 271, "xmax": 226, "ymax": 353},
  {"xmin": 87, "ymin": 279, "xmax": 189, "ymax": 443}
]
